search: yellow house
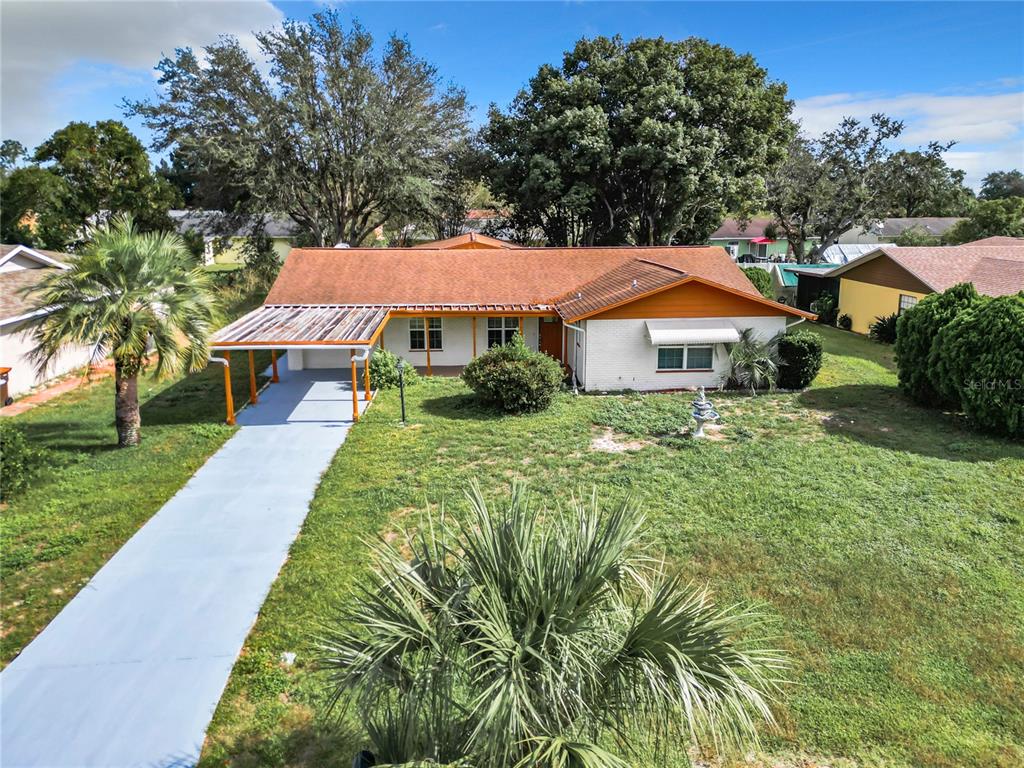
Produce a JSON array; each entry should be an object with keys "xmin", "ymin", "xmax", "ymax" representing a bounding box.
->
[
  {"xmin": 828, "ymin": 239, "xmax": 1024, "ymax": 334},
  {"xmin": 170, "ymin": 210, "xmax": 299, "ymax": 265}
]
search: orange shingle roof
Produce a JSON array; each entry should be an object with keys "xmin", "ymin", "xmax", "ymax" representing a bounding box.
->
[
  {"xmin": 553, "ymin": 259, "xmax": 687, "ymax": 319},
  {"xmin": 265, "ymin": 246, "xmax": 759, "ymax": 308}
]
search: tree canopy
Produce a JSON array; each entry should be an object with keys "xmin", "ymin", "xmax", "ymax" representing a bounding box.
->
[
  {"xmin": 0, "ymin": 121, "xmax": 178, "ymax": 250},
  {"xmin": 766, "ymin": 114, "xmax": 903, "ymax": 262},
  {"xmin": 979, "ymin": 169, "xmax": 1024, "ymax": 200},
  {"xmin": 130, "ymin": 11, "xmax": 469, "ymax": 247},
  {"xmin": 881, "ymin": 145, "xmax": 975, "ymax": 217},
  {"xmin": 481, "ymin": 36, "xmax": 793, "ymax": 246},
  {"xmin": 943, "ymin": 197, "xmax": 1024, "ymax": 244}
]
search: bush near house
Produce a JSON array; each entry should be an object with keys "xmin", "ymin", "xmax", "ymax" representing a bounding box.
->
[
  {"xmin": 810, "ymin": 292, "xmax": 838, "ymax": 325},
  {"xmin": 461, "ymin": 334, "xmax": 563, "ymax": 413},
  {"xmin": 936, "ymin": 294, "xmax": 1024, "ymax": 437},
  {"xmin": 895, "ymin": 283, "xmax": 980, "ymax": 406},
  {"xmin": 368, "ymin": 348, "xmax": 419, "ymax": 390},
  {"xmin": 728, "ymin": 329, "xmax": 780, "ymax": 393},
  {"xmin": 869, "ymin": 312, "xmax": 899, "ymax": 343},
  {"xmin": 0, "ymin": 421, "xmax": 44, "ymax": 502},
  {"xmin": 742, "ymin": 266, "xmax": 773, "ymax": 298},
  {"xmin": 777, "ymin": 330, "xmax": 823, "ymax": 389},
  {"xmin": 837, "ymin": 313, "xmax": 852, "ymax": 331}
]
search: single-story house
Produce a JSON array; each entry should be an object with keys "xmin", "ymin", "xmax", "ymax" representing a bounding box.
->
[
  {"xmin": 771, "ymin": 264, "xmax": 837, "ymax": 308},
  {"xmin": 708, "ymin": 217, "xmax": 817, "ymax": 262},
  {"xmin": 1, "ymin": 244, "xmax": 95, "ymax": 401},
  {"xmin": 829, "ymin": 238, "xmax": 1024, "ymax": 333},
  {"xmin": 838, "ymin": 217, "xmax": 962, "ymax": 244},
  {"xmin": 169, "ymin": 210, "xmax": 300, "ymax": 265},
  {"xmin": 209, "ymin": 245, "xmax": 815, "ymax": 419},
  {"xmin": 817, "ymin": 243, "xmax": 895, "ymax": 265}
]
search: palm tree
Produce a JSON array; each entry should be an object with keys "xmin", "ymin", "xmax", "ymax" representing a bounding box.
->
[
  {"xmin": 28, "ymin": 215, "xmax": 220, "ymax": 447},
  {"xmin": 729, "ymin": 329, "xmax": 780, "ymax": 395},
  {"xmin": 318, "ymin": 483, "xmax": 785, "ymax": 768}
]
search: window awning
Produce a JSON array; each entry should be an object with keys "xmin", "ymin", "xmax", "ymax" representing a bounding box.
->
[
  {"xmin": 645, "ymin": 319, "xmax": 741, "ymax": 346},
  {"xmin": 750, "ymin": 237, "xmax": 776, "ymax": 244}
]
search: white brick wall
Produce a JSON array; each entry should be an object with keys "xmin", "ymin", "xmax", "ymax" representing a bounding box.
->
[
  {"xmin": 582, "ymin": 316, "xmax": 789, "ymax": 392},
  {"xmin": 288, "ymin": 316, "xmax": 541, "ymax": 370}
]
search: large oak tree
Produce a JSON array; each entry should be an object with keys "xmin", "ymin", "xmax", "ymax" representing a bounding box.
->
[
  {"xmin": 129, "ymin": 12, "xmax": 469, "ymax": 247},
  {"xmin": 481, "ymin": 36, "xmax": 793, "ymax": 246}
]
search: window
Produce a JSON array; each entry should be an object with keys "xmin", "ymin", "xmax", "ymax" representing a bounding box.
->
[
  {"xmin": 657, "ymin": 345, "xmax": 714, "ymax": 371},
  {"xmin": 487, "ymin": 317, "xmax": 519, "ymax": 348},
  {"xmin": 898, "ymin": 294, "xmax": 919, "ymax": 314},
  {"xmin": 409, "ymin": 318, "xmax": 442, "ymax": 350}
]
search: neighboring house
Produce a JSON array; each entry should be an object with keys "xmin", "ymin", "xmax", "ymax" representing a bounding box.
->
[
  {"xmin": 828, "ymin": 238, "xmax": 1024, "ymax": 333},
  {"xmin": 708, "ymin": 217, "xmax": 817, "ymax": 262},
  {"xmin": 210, "ymin": 245, "xmax": 814, "ymax": 399},
  {"xmin": 838, "ymin": 217, "xmax": 963, "ymax": 244},
  {"xmin": 0, "ymin": 245, "xmax": 95, "ymax": 401},
  {"xmin": 772, "ymin": 264, "xmax": 837, "ymax": 308},
  {"xmin": 169, "ymin": 210, "xmax": 300, "ymax": 265},
  {"xmin": 818, "ymin": 243, "xmax": 895, "ymax": 265},
  {"xmin": 419, "ymin": 232, "xmax": 521, "ymax": 249}
]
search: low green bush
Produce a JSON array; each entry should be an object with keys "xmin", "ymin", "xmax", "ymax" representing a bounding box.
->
[
  {"xmin": 837, "ymin": 313, "xmax": 852, "ymax": 331},
  {"xmin": 369, "ymin": 348, "xmax": 419, "ymax": 390},
  {"xmin": 1, "ymin": 421, "xmax": 43, "ymax": 502},
  {"xmin": 461, "ymin": 334, "xmax": 564, "ymax": 413},
  {"xmin": 936, "ymin": 294, "xmax": 1024, "ymax": 437},
  {"xmin": 869, "ymin": 313, "xmax": 899, "ymax": 344},
  {"xmin": 742, "ymin": 267, "xmax": 772, "ymax": 298},
  {"xmin": 895, "ymin": 283, "xmax": 980, "ymax": 406},
  {"xmin": 777, "ymin": 330, "xmax": 823, "ymax": 389}
]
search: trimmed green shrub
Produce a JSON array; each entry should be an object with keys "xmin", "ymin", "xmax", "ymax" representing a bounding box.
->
[
  {"xmin": 369, "ymin": 347, "xmax": 419, "ymax": 390},
  {"xmin": 742, "ymin": 267, "xmax": 772, "ymax": 298},
  {"xmin": 461, "ymin": 334, "xmax": 563, "ymax": 413},
  {"xmin": 895, "ymin": 283, "xmax": 980, "ymax": 406},
  {"xmin": 868, "ymin": 313, "xmax": 899, "ymax": 343},
  {"xmin": 1, "ymin": 421, "xmax": 43, "ymax": 502},
  {"xmin": 810, "ymin": 292, "xmax": 838, "ymax": 325},
  {"xmin": 837, "ymin": 313, "xmax": 852, "ymax": 331},
  {"xmin": 936, "ymin": 294, "xmax": 1024, "ymax": 437},
  {"xmin": 777, "ymin": 330, "xmax": 823, "ymax": 389}
]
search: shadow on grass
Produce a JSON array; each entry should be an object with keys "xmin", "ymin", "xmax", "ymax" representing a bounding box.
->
[
  {"xmin": 199, "ymin": 715, "xmax": 364, "ymax": 768},
  {"xmin": 418, "ymin": 392, "xmax": 504, "ymax": 421},
  {"xmin": 141, "ymin": 353, "xmax": 271, "ymax": 426},
  {"xmin": 798, "ymin": 384, "xmax": 1023, "ymax": 462}
]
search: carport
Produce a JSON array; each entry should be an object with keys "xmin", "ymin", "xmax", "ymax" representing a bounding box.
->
[{"xmin": 210, "ymin": 304, "xmax": 391, "ymax": 424}]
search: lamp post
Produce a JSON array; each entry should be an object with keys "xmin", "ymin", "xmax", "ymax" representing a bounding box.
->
[{"xmin": 397, "ymin": 359, "xmax": 407, "ymax": 425}]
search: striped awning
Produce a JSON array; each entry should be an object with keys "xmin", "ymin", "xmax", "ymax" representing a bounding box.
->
[{"xmin": 211, "ymin": 305, "xmax": 389, "ymax": 348}]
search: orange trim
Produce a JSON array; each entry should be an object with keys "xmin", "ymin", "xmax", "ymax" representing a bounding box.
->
[
  {"xmin": 561, "ymin": 325, "xmax": 567, "ymax": 363},
  {"xmin": 390, "ymin": 309, "xmax": 553, "ymax": 318},
  {"xmin": 247, "ymin": 350, "xmax": 258, "ymax": 404},
  {"xmin": 350, "ymin": 351, "xmax": 360, "ymax": 422},
  {"xmin": 563, "ymin": 275, "xmax": 816, "ymax": 322},
  {"xmin": 363, "ymin": 355, "xmax": 371, "ymax": 401},
  {"xmin": 222, "ymin": 359, "xmax": 235, "ymax": 425},
  {"xmin": 271, "ymin": 350, "xmax": 280, "ymax": 383},
  {"xmin": 213, "ymin": 339, "xmax": 373, "ymax": 347},
  {"xmin": 518, "ymin": 316, "xmax": 524, "ymax": 336}
]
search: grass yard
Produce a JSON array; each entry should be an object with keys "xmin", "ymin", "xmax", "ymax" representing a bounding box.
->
[
  {"xmin": 0, "ymin": 290, "xmax": 269, "ymax": 666},
  {"xmin": 200, "ymin": 324, "xmax": 1024, "ymax": 768}
]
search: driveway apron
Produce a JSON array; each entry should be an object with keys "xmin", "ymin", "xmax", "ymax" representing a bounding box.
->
[{"xmin": 1, "ymin": 368, "xmax": 367, "ymax": 767}]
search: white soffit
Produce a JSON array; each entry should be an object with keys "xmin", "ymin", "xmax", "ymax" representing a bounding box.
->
[{"xmin": 645, "ymin": 319, "xmax": 740, "ymax": 345}]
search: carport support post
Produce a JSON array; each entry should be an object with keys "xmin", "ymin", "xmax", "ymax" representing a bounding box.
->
[
  {"xmin": 363, "ymin": 351, "xmax": 371, "ymax": 401},
  {"xmin": 271, "ymin": 350, "xmax": 280, "ymax": 383},
  {"xmin": 222, "ymin": 352, "xmax": 235, "ymax": 426},
  {"xmin": 247, "ymin": 350, "xmax": 258, "ymax": 404},
  {"xmin": 350, "ymin": 351, "xmax": 360, "ymax": 422}
]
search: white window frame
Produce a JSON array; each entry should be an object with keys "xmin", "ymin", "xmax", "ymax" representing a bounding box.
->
[
  {"xmin": 898, "ymin": 294, "xmax": 919, "ymax": 314},
  {"xmin": 409, "ymin": 318, "xmax": 443, "ymax": 351},
  {"xmin": 486, "ymin": 317, "xmax": 519, "ymax": 348},
  {"xmin": 656, "ymin": 344, "xmax": 715, "ymax": 372}
]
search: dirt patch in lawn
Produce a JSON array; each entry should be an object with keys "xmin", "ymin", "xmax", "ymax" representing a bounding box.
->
[{"xmin": 590, "ymin": 426, "xmax": 654, "ymax": 453}]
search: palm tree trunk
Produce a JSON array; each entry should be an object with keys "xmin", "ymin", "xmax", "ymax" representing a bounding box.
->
[{"xmin": 114, "ymin": 360, "xmax": 141, "ymax": 447}]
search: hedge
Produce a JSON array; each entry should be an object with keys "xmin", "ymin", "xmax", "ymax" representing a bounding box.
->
[
  {"xmin": 777, "ymin": 330, "xmax": 823, "ymax": 389},
  {"xmin": 461, "ymin": 335, "xmax": 564, "ymax": 413},
  {"xmin": 741, "ymin": 267, "xmax": 772, "ymax": 299},
  {"xmin": 369, "ymin": 348, "xmax": 419, "ymax": 390}
]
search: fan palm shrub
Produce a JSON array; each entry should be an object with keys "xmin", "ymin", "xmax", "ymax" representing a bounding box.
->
[
  {"xmin": 318, "ymin": 483, "xmax": 784, "ymax": 768},
  {"xmin": 728, "ymin": 329, "xmax": 780, "ymax": 394},
  {"xmin": 27, "ymin": 215, "xmax": 220, "ymax": 446}
]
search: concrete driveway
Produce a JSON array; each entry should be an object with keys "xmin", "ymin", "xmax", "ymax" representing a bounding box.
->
[{"xmin": 1, "ymin": 368, "xmax": 368, "ymax": 767}]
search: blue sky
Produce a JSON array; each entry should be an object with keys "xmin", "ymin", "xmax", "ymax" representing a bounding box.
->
[{"xmin": 2, "ymin": 1, "xmax": 1022, "ymax": 188}]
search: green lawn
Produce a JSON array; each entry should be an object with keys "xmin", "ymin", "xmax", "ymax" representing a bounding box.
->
[
  {"xmin": 200, "ymin": 326, "xmax": 1024, "ymax": 768},
  {"xmin": 0, "ymin": 289, "xmax": 268, "ymax": 666}
]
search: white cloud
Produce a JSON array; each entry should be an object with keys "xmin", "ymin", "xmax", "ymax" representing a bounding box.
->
[
  {"xmin": 0, "ymin": 0, "xmax": 284, "ymax": 148},
  {"xmin": 794, "ymin": 88, "xmax": 1024, "ymax": 189}
]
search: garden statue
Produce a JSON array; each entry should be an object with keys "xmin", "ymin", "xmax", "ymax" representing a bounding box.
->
[{"xmin": 691, "ymin": 386, "xmax": 720, "ymax": 438}]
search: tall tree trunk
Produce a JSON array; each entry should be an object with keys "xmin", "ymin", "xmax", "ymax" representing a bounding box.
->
[{"xmin": 114, "ymin": 360, "xmax": 141, "ymax": 447}]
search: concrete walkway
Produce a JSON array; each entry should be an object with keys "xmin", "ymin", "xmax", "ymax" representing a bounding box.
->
[{"xmin": 1, "ymin": 368, "xmax": 368, "ymax": 767}]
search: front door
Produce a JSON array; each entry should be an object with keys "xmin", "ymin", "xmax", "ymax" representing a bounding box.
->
[{"xmin": 539, "ymin": 317, "xmax": 563, "ymax": 361}]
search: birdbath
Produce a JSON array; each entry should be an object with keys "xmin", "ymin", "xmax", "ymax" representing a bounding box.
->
[{"xmin": 691, "ymin": 386, "xmax": 720, "ymax": 439}]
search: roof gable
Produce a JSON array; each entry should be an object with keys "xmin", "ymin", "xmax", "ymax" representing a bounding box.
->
[{"xmin": 418, "ymin": 232, "xmax": 521, "ymax": 249}]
